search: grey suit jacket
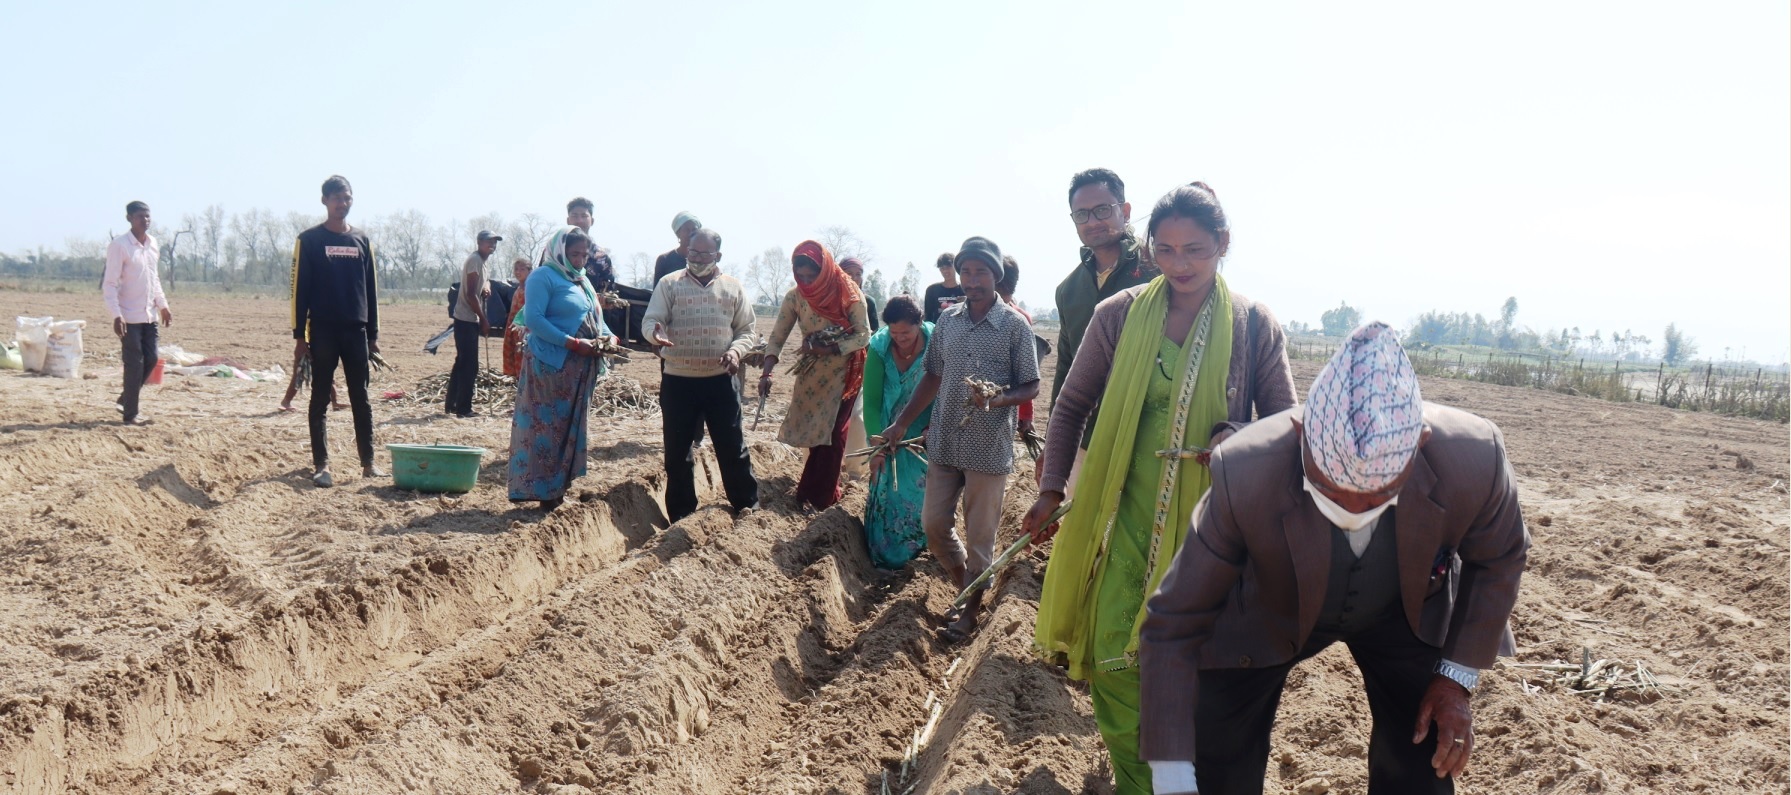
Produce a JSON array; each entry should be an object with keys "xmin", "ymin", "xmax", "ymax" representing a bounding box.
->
[{"xmin": 1137, "ymin": 403, "xmax": 1529, "ymax": 762}]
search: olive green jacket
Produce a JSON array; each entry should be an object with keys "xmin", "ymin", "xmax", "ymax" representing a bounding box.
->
[{"xmin": 1051, "ymin": 233, "xmax": 1158, "ymax": 445}]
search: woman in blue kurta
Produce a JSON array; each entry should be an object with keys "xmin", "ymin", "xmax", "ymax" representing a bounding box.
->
[
  {"xmin": 508, "ymin": 226, "xmax": 612, "ymax": 510},
  {"xmin": 861, "ymin": 296, "xmax": 935, "ymax": 569}
]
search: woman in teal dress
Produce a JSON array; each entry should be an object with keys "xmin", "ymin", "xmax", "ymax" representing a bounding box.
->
[{"xmin": 860, "ymin": 296, "xmax": 934, "ymax": 569}]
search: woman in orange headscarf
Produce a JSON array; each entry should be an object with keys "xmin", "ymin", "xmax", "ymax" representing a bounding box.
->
[{"xmin": 759, "ymin": 240, "xmax": 872, "ymax": 509}]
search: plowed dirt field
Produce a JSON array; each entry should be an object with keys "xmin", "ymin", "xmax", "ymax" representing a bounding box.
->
[{"xmin": 0, "ymin": 289, "xmax": 1784, "ymax": 794}]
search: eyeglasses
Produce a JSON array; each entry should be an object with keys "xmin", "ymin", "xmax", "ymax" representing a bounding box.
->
[
  {"xmin": 687, "ymin": 250, "xmax": 719, "ymax": 262},
  {"xmin": 1070, "ymin": 203, "xmax": 1120, "ymax": 224}
]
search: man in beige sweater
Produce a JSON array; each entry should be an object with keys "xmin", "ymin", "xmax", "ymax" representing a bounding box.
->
[{"xmin": 643, "ymin": 227, "xmax": 761, "ymax": 521}]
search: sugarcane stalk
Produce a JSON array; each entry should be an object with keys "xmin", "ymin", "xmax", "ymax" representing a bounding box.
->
[
  {"xmin": 752, "ymin": 392, "xmax": 768, "ymax": 430},
  {"xmin": 1155, "ymin": 446, "xmax": 1211, "ymax": 460},
  {"xmin": 370, "ymin": 351, "xmax": 395, "ymax": 372},
  {"xmin": 959, "ymin": 376, "xmax": 1005, "ymax": 427},
  {"xmin": 950, "ymin": 500, "xmax": 1073, "ymax": 610},
  {"xmin": 789, "ymin": 325, "xmax": 853, "ymax": 376},
  {"xmin": 1018, "ymin": 426, "xmax": 1045, "ymax": 460}
]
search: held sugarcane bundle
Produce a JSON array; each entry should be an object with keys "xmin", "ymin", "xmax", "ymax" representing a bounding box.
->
[
  {"xmin": 589, "ymin": 336, "xmax": 634, "ymax": 362},
  {"xmin": 959, "ymin": 376, "xmax": 1005, "ymax": 427},
  {"xmin": 295, "ymin": 357, "xmax": 313, "ymax": 392},
  {"xmin": 789, "ymin": 325, "xmax": 853, "ymax": 376},
  {"xmin": 369, "ymin": 351, "xmax": 395, "ymax": 373},
  {"xmin": 1017, "ymin": 425, "xmax": 1046, "ymax": 460},
  {"xmin": 950, "ymin": 499, "xmax": 1074, "ymax": 610},
  {"xmin": 740, "ymin": 336, "xmax": 769, "ymax": 369},
  {"xmin": 846, "ymin": 435, "xmax": 927, "ymax": 490}
]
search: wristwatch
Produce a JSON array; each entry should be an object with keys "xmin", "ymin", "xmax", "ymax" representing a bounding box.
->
[{"xmin": 1434, "ymin": 659, "xmax": 1480, "ymax": 692}]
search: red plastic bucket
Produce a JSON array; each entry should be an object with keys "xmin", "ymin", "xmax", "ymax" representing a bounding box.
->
[{"xmin": 147, "ymin": 358, "xmax": 164, "ymax": 385}]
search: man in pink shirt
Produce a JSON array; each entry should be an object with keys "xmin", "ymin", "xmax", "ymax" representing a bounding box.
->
[{"xmin": 102, "ymin": 201, "xmax": 174, "ymax": 425}]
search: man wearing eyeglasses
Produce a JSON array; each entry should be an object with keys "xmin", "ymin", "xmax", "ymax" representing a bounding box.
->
[{"xmin": 1051, "ymin": 168, "xmax": 1158, "ymax": 495}]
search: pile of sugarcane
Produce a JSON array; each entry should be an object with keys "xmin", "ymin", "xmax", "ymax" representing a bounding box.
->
[
  {"xmin": 405, "ymin": 368, "xmax": 518, "ymax": 409},
  {"xmin": 739, "ymin": 336, "xmax": 769, "ymax": 369},
  {"xmin": 958, "ymin": 376, "xmax": 1005, "ymax": 427},
  {"xmin": 846, "ymin": 435, "xmax": 927, "ymax": 488},
  {"xmin": 1507, "ymin": 647, "xmax": 1683, "ymax": 702},
  {"xmin": 1017, "ymin": 425, "xmax": 1045, "ymax": 460},
  {"xmin": 788, "ymin": 325, "xmax": 853, "ymax": 376},
  {"xmin": 590, "ymin": 375, "xmax": 659, "ymax": 418},
  {"xmin": 951, "ymin": 499, "xmax": 1073, "ymax": 610}
]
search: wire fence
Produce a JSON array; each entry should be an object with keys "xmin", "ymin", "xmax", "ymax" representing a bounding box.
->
[{"xmin": 1287, "ymin": 337, "xmax": 1788, "ymax": 423}]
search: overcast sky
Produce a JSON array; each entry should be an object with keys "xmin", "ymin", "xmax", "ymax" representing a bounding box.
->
[{"xmin": 4, "ymin": 0, "xmax": 1786, "ymax": 362}]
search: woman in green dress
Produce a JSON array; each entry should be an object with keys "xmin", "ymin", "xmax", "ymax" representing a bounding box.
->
[
  {"xmin": 860, "ymin": 295, "xmax": 934, "ymax": 569},
  {"xmin": 1023, "ymin": 183, "xmax": 1295, "ymax": 794}
]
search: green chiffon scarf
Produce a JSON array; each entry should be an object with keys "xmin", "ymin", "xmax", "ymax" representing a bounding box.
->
[{"xmin": 1034, "ymin": 274, "xmax": 1233, "ymax": 680}]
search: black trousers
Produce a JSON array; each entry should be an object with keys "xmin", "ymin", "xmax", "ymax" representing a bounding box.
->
[
  {"xmin": 1195, "ymin": 608, "xmax": 1450, "ymax": 795},
  {"xmin": 309, "ymin": 324, "xmax": 375, "ymax": 471},
  {"xmin": 447, "ymin": 319, "xmax": 481, "ymax": 415},
  {"xmin": 661, "ymin": 373, "xmax": 758, "ymax": 521},
  {"xmin": 117, "ymin": 322, "xmax": 158, "ymax": 421}
]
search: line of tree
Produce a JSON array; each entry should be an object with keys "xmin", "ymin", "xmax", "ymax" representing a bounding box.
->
[
  {"xmin": 0, "ymin": 206, "xmax": 574, "ymax": 293},
  {"xmin": 1292, "ymin": 296, "xmax": 1711, "ymax": 368}
]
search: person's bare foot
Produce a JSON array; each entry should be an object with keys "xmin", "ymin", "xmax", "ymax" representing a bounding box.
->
[
  {"xmin": 362, "ymin": 464, "xmax": 386, "ymax": 478},
  {"xmin": 277, "ymin": 404, "xmax": 295, "ymax": 413}
]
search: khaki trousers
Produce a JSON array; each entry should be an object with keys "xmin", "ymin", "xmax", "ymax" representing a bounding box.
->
[{"xmin": 922, "ymin": 463, "xmax": 1008, "ymax": 574}]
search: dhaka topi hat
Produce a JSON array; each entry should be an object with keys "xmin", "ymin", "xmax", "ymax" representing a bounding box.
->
[{"xmin": 1304, "ymin": 321, "xmax": 1424, "ymax": 492}]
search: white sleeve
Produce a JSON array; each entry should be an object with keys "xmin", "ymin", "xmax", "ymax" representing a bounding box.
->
[{"xmin": 1149, "ymin": 760, "xmax": 1199, "ymax": 793}]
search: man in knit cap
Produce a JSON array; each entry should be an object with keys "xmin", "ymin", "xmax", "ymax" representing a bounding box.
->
[
  {"xmin": 653, "ymin": 210, "xmax": 702, "ymax": 288},
  {"xmin": 1137, "ymin": 322, "xmax": 1529, "ymax": 795},
  {"xmin": 880, "ymin": 236, "xmax": 1040, "ymax": 643}
]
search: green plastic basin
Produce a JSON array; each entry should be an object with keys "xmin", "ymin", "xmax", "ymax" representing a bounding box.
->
[{"xmin": 387, "ymin": 444, "xmax": 487, "ymax": 493}]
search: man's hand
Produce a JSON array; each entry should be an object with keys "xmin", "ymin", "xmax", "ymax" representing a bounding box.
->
[
  {"xmin": 1414, "ymin": 675, "xmax": 1474, "ymax": 779},
  {"xmin": 368, "ymin": 339, "xmax": 381, "ymax": 355},
  {"xmin": 722, "ymin": 349, "xmax": 741, "ymax": 375},
  {"xmin": 158, "ymin": 307, "xmax": 173, "ymax": 328},
  {"xmin": 877, "ymin": 422, "xmax": 906, "ymax": 449},
  {"xmin": 294, "ymin": 339, "xmax": 310, "ymax": 361},
  {"xmin": 650, "ymin": 325, "xmax": 674, "ymax": 349},
  {"xmin": 757, "ymin": 374, "xmax": 773, "ymax": 399},
  {"xmin": 113, "ymin": 317, "xmax": 126, "ymax": 338},
  {"xmin": 1022, "ymin": 491, "xmax": 1066, "ymax": 543},
  {"xmin": 970, "ymin": 389, "xmax": 1002, "ymax": 411}
]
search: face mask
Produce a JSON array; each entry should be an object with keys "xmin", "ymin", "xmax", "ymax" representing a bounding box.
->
[
  {"xmin": 686, "ymin": 259, "xmax": 718, "ymax": 279},
  {"xmin": 1303, "ymin": 477, "xmax": 1396, "ymax": 531}
]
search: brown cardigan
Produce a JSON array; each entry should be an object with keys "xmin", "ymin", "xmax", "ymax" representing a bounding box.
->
[{"xmin": 1040, "ymin": 285, "xmax": 1296, "ymax": 494}]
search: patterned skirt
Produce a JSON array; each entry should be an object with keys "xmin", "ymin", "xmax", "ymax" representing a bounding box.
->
[{"xmin": 507, "ymin": 352, "xmax": 599, "ymax": 501}]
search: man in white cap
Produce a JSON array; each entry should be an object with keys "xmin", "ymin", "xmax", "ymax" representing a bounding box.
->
[
  {"xmin": 1137, "ymin": 321, "xmax": 1529, "ymax": 795},
  {"xmin": 654, "ymin": 211, "xmax": 701, "ymax": 288}
]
